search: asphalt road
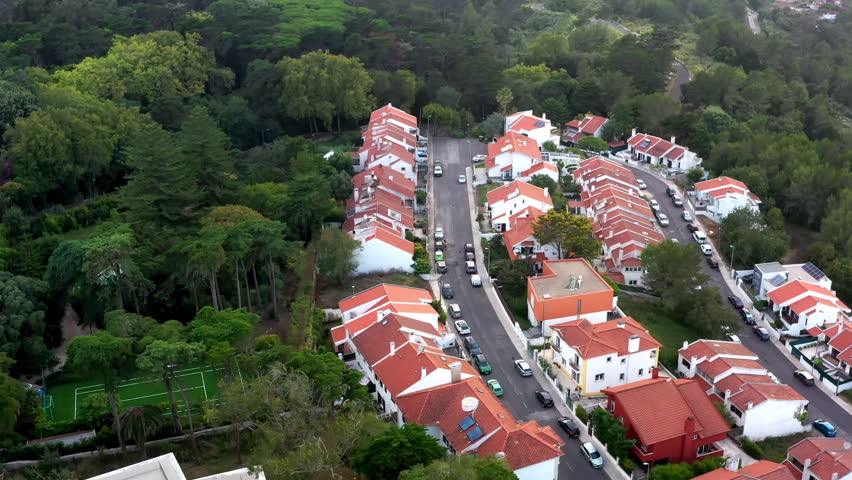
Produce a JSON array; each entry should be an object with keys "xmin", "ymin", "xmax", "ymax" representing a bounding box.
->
[
  {"xmin": 626, "ymin": 164, "xmax": 852, "ymax": 438},
  {"xmin": 431, "ymin": 137, "xmax": 605, "ymax": 479}
]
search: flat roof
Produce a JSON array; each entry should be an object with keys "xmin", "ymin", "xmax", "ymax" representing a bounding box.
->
[
  {"xmin": 530, "ymin": 260, "xmax": 609, "ymax": 299},
  {"xmin": 755, "ymin": 262, "xmax": 785, "ymax": 274}
]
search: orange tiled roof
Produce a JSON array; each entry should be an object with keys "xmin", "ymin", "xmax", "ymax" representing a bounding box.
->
[
  {"xmin": 768, "ymin": 280, "xmax": 845, "ymax": 310},
  {"xmin": 694, "ymin": 176, "xmax": 750, "ymax": 194},
  {"xmin": 692, "ymin": 460, "xmax": 797, "ymax": 480},
  {"xmin": 728, "ymin": 382, "xmax": 806, "ymax": 410},
  {"xmin": 486, "ymin": 131, "xmax": 542, "ymax": 163},
  {"xmin": 787, "ymin": 438, "xmax": 852, "ymax": 480},
  {"xmin": 339, "ymin": 284, "xmax": 432, "ymax": 314},
  {"xmin": 486, "ymin": 179, "xmax": 553, "ymax": 207},
  {"xmin": 552, "ymin": 317, "xmax": 661, "ymax": 359},
  {"xmin": 369, "ymin": 104, "xmax": 417, "ymax": 127},
  {"xmin": 699, "ymin": 357, "xmax": 765, "ymax": 379},
  {"xmin": 680, "ymin": 340, "xmax": 758, "ymax": 362}
]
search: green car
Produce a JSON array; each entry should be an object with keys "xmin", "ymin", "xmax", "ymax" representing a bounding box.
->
[
  {"xmin": 487, "ymin": 379, "xmax": 503, "ymax": 397},
  {"xmin": 435, "ymin": 250, "xmax": 445, "ymax": 261},
  {"xmin": 474, "ymin": 354, "xmax": 492, "ymax": 375}
]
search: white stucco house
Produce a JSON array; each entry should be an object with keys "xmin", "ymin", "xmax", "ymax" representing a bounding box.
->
[
  {"xmin": 626, "ymin": 129, "xmax": 702, "ymax": 170},
  {"xmin": 351, "ymin": 224, "xmax": 414, "ymax": 274},
  {"xmin": 548, "ymin": 317, "xmax": 661, "ymax": 395},
  {"xmin": 678, "ymin": 340, "xmax": 809, "ymax": 441},
  {"xmin": 752, "ymin": 262, "xmax": 834, "ymax": 301},
  {"xmin": 693, "ymin": 176, "xmax": 761, "ymax": 222},
  {"xmin": 505, "ymin": 110, "xmax": 560, "ymax": 147},
  {"xmin": 502, "ymin": 207, "xmax": 559, "ymax": 265},
  {"xmin": 485, "ymin": 132, "xmax": 544, "ymax": 180},
  {"xmin": 486, "ymin": 180, "xmax": 553, "ymax": 232},
  {"xmin": 767, "ymin": 279, "xmax": 850, "ymax": 336},
  {"xmin": 563, "ymin": 114, "xmax": 608, "ymax": 146},
  {"xmin": 88, "ymin": 453, "xmax": 264, "ymax": 480}
]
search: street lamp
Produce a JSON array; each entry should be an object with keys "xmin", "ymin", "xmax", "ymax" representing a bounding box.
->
[
  {"xmin": 730, "ymin": 244, "xmax": 736, "ymax": 279},
  {"xmin": 484, "ymin": 246, "xmax": 491, "ymax": 273}
]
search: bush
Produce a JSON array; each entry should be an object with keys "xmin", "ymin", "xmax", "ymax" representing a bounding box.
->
[
  {"xmin": 620, "ymin": 457, "xmax": 635, "ymax": 473},
  {"xmin": 774, "ymin": 320, "xmax": 783, "ymax": 329},
  {"xmin": 575, "ymin": 405, "xmax": 590, "ymax": 424},
  {"xmin": 753, "ymin": 300, "xmax": 768, "ymax": 310},
  {"xmin": 415, "ymin": 190, "xmax": 427, "ymax": 204},
  {"xmin": 715, "ymin": 402, "xmax": 738, "ymax": 428},
  {"xmin": 430, "ymin": 300, "xmax": 447, "ymax": 324},
  {"xmin": 741, "ymin": 438, "xmax": 764, "ymax": 459}
]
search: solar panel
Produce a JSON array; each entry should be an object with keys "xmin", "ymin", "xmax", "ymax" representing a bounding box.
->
[
  {"xmin": 803, "ymin": 262, "xmax": 826, "ymax": 281},
  {"xmin": 458, "ymin": 415, "xmax": 475, "ymax": 431},
  {"xmin": 770, "ymin": 274, "xmax": 786, "ymax": 286},
  {"xmin": 466, "ymin": 426, "xmax": 484, "ymax": 441},
  {"xmin": 533, "ymin": 121, "xmax": 546, "ymax": 127},
  {"xmin": 640, "ymin": 140, "xmax": 651, "ymax": 148}
]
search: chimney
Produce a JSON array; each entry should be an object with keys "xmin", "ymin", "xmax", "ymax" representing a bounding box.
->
[
  {"xmin": 542, "ymin": 113, "xmax": 547, "ymax": 120},
  {"xmin": 689, "ymin": 355, "xmax": 698, "ymax": 377},
  {"xmin": 724, "ymin": 389, "xmax": 732, "ymax": 403},
  {"xmin": 617, "ymin": 321, "xmax": 627, "ymax": 328},
  {"xmin": 651, "ymin": 367, "xmax": 659, "ymax": 379},
  {"xmin": 832, "ymin": 473, "xmax": 838, "ymax": 480},
  {"xmin": 353, "ymin": 187, "xmax": 359, "ymax": 202},
  {"xmin": 450, "ymin": 362, "xmax": 462, "ymax": 383},
  {"xmin": 670, "ymin": 135, "xmax": 676, "ymax": 144},
  {"xmin": 390, "ymin": 341, "xmax": 396, "ymax": 355},
  {"xmin": 544, "ymin": 187, "xmax": 549, "ymax": 197},
  {"xmin": 421, "ymin": 367, "xmax": 427, "ymax": 380},
  {"xmin": 627, "ymin": 334, "xmax": 641, "ymax": 353},
  {"xmin": 682, "ymin": 341, "xmax": 689, "ymax": 350},
  {"xmin": 684, "ymin": 416, "xmax": 696, "ymax": 433},
  {"xmin": 631, "ymin": 127, "xmax": 637, "ymax": 137},
  {"xmin": 746, "ymin": 401, "xmax": 754, "ymax": 410}
]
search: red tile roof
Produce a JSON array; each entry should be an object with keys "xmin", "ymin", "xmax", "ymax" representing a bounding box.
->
[
  {"xmin": 603, "ymin": 378, "xmax": 730, "ymax": 446},
  {"xmin": 788, "ymin": 438, "xmax": 852, "ymax": 480},
  {"xmin": 486, "ymin": 132, "xmax": 542, "ymax": 164},
  {"xmin": 768, "ymin": 280, "xmax": 846, "ymax": 311},
  {"xmin": 699, "ymin": 357, "xmax": 765, "ymax": 379},
  {"xmin": 351, "ymin": 313, "xmax": 434, "ymax": 367},
  {"xmin": 365, "ymin": 228, "xmax": 415, "ymax": 255},
  {"xmin": 714, "ymin": 373, "xmax": 776, "ymax": 396},
  {"xmin": 331, "ymin": 325, "xmax": 346, "ymax": 346},
  {"xmin": 396, "ymin": 377, "xmax": 564, "ymax": 470},
  {"xmin": 647, "ymin": 140, "xmax": 675, "ymax": 157},
  {"xmin": 503, "ymin": 207, "xmax": 544, "ymax": 257},
  {"xmin": 486, "ymin": 180, "xmax": 553, "ymax": 207},
  {"xmin": 372, "ymin": 343, "xmax": 478, "ymax": 397},
  {"xmin": 692, "ymin": 460, "xmax": 797, "ymax": 480},
  {"xmin": 729, "ymin": 382, "xmax": 806, "ymax": 410},
  {"xmin": 369, "ymin": 104, "xmax": 417, "ymax": 128},
  {"xmin": 520, "ymin": 161, "xmax": 558, "ymax": 178},
  {"xmin": 339, "ymin": 284, "xmax": 433, "ymax": 314},
  {"xmin": 577, "ymin": 114, "xmax": 609, "ymax": 135},
  {"xmin": 680, "ymin": 340, "xmax": 758, "ymax": 362},
  {"xmin": 694, "ymin": 176, "xmax": 750, "ymax": 195},
  {"xmin": 353, "ymin": 166, "xmax": 416, "ymax": 200},
  {"xmin": 507, "ymin": 112, "xmax": 550, "ymax": 133},
  {"xmin": 551, "ymin": 317, "xmax": 661, "ymax": 359}
]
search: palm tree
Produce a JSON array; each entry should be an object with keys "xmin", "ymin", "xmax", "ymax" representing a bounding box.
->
[{"xmin": 120, "ymin": 405, "xmax": 165, "ymax": 459}]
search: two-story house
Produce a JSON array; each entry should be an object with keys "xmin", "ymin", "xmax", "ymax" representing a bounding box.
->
[
  {"xmin": 692, "ymin": 460, "xmax": 796, "ymax": 480},
  {"xmin": 502, "ymin": 207, "xmax": 559, "ymax": 265},
  {"xmin": 485, "ymin": 132, "xmax": 545, "ymax": 180},
  {"xmin": 527, "ymin": 259, "xmax": 618, "ymax": 335},
  {"xmin": 626, "ymin": 129, "xmax": 702, "ymax": 170},
  {"xmin": 693, "ymin": 176, "xmax": 761, "ymax": 222},
  {"xmin": 767, "ymin": 279, "xmax": 850, "ymax": 336},
  {"xmin": 486, "ymin": 180, "xmax": 553, "ymax": 233},
  {"xmin": 752, "ymin": 262, "xmax": 835, "ymax": 301},
  {"xmin": 563, "ymin": 114, "xmax": 609, "ymax": 146},
  {"xmin": 603, "ymin": 376, "xmax": 730, "ymax": 465},
  {"xmin": 548, "ymin": 317, "xmax": 661, "ymax": 395},
  {"xmin": 678, "ymin": 340, "xmax": 808, "ymax": 440},
  {"xmin": 785, "ymin": 437, "xmax": 852, "ymax": 480},
  {"xmin": 505, "ymin": 110, "xmax": 560, "ymax": 147}
]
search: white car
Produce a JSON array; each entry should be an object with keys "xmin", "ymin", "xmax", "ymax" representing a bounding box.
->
[
  {"xmin": 470, "ymin": 274, "xmax": 482, "ymax": 287},
  {"xmin": 434, "ymin": 227, "xmax": 444, "ymax": 241},
  {"xmin": 727, "ymin": 334, "xmax": 741, "ymax": 342},
  {"xmin": 458, "ymin": 175, "xmax": 466, "ymax": 184},
  {"xmin": 454, "ymin": 320, "xmax": 471, "ymax": 335},
  {"xmin": 434, "ymin": 165, "xmax": 443, "ymax": 176},
  {"xmin": 636, "ymin": 179, "xmax": 647, "ymax": 190},
  {"xmin": 472, "ymin": 154, "xmax": 486, "ymax": 163},
  {"xmin": 700, "ymin": 244, "xmax": 713, "ymax": 256},
  {"xmin": 681, "ymin": 211, "xmax": 692, "ymax": 221},
  {"xmin": 649, "ymin": 199, "xmax": 660, "ymax": 211},
  {"xmin": 657, "ymin": 213, "xmax": 669, "ymax": 226}
]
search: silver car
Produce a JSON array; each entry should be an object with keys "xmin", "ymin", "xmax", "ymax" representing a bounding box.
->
[
  {"xmin": 581, "ymin": 442, "xmax": 604, "ymax": 469},
  {"xmin": 454, "ymin": 320, "xmax": 471, "ymax": 335}
]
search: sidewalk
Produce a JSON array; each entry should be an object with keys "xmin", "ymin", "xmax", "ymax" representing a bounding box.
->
[{"xmin": 463, "ymin": 166, "xmax": 629, "ymax": 480}]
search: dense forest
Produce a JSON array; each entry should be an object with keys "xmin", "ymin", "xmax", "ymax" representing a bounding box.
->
[{"xmin": 0, "ymin": 0, "xmax": 850, "ymax": 474}]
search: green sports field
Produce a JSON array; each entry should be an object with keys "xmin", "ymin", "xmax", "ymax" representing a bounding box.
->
[{"xmin": 46, "ymin": 365, "xmax": 223, "ymax": 422}]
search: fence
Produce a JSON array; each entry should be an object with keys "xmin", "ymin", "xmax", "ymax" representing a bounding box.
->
[{"xmin": 790, "ymin": 338, "xmax": 852, "ymax": 393}]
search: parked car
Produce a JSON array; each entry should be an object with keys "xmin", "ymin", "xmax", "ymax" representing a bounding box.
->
[
  {"xmin": 434, "ymin": 165, "xmax": 443, "ymax": 176},
  {"xmin": 434, "ymin": 227, "xmax": 444, "ymax": 241},
  {"xmin": 442, "ymin": 283, "xmax": 454, "ymax": 299},
  {"xmin": 515, "ymin": 359, "xmax": 533, "ymax": 376},
  {"xmin": 682, "ymin": 211, "xmax": 693, "ymax": 221},
  {"xmin": 753, "ymin": 326, "xmax": 770, "ymax": 341},
  {"xmin": 636, "ymin": 179, "xmax": 647, "ymax": 190},
  {"xmin": 707, "ymin": 257, "xmax": 719, "ymax": 268},
  {"xmin": 448, "ymin": 303, "xmax": 462, "ymax": 318},
  {"xmin": 729, "ymin": 296, "xmax": 744, "ymax": 309},
  {"xmin": 656, "ymin": 212, "xmax": 669, "ymax": 226},
  {"xmin": 487, "ymin": 378, "xmax": 503, "ymax": 396},
  {"xmin": 794, "ymin": 370, "xmax": 815, "ymax": 386},
  {"xmin": 557, "ymin": 417, "xmax": 580, "ymax": 438},
  {"xmin": 687, "ymin": 223, "xmax": 700, "ymax": 232},
  {"xmin": 740, "ymin": 310, "xmax": 756, "ymax": 325},
  {"xmin": 417, "ymin": 148, "xmax": 427, "ymax": 157},
  {"xmin": 649, "ymin": 199, "xmax": 660, "ymax": 211},
  {"xmin": 465, "ymin": 261, "xmax": 477, "ymax": 273},
  {"xmin": 813, "ymin": 419, "xmax": 837, "ymax": 437},
  {"xmin": 465, "ymin": 336, "xmax": 482, "ymax": 356},
  {"xmin": 454, "ymin": 319, "xmax": 471, "ymax": 335},
  {"xmin": 434, "ymin": 250, "xmax": 445, "ymax": 262},
  {"xmin": 465, "ymin": 251, "xmax": 475, "ymax": 261},
  {"xmin": 470, "ymin": 274, "xmax": 482, "ymax": 287},
  {"xmin": 727, "ymin": 334, "xmax": 741, "ymax": 342},
  {"xmin": 666, "ymin": 187, "xmax": 677, "ymax": 197},
  {"xmin": 535, "ymin": 390, "xmax": 554, "ymax": 407},
  {"xmin": 581, "ymin": 442, "xmax": 604, "ymax": 469},
  {"xmin": 436, "ymin": 260, "xmax": 447, "ymax": 273},
  {"xmin": 474, "ymin": 354, "xmax": 492, "ymax": 375},
  {"xmin": 458, "ymin": 174, "xmax": 466, "ymax": 184},
  {"xmin": 672, "ymin": 195, "xmax": 683, "ymax": 207},
  {"xmin": 472, "ymin": 154, "xmax": 486, "ymax": 163},
  {"xmin": 700, "ymin": 244, "xmax": 713, "ymax": 256}
]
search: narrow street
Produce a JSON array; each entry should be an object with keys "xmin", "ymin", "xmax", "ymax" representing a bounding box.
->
[
  {"xmin": 624, "ymin": 164, "xmax": 852, "ymax": 438},
  {"xmin": 430, "ymin": 137, "xmax": 608, "ymax": 479}
]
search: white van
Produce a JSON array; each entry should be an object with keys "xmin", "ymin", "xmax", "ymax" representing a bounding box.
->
[{"xmin": 692, "ymin": 230, "xmax": 707, "ymax": 244}]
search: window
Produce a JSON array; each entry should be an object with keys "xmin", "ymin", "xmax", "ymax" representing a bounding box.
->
[
  {"xmin": 697, "ymin": 444, "xmax": 715, "ymax": 456},
  {"xmin": 388, "ymin": 209, "xmax": 402, "ymax": 221},
  {"xmin": 729, "ymin": 404, "xmax": 742, "ymax": 418},
  {"xmin": 609, "ymin": 400, "xmax": 615, "ymax": 412},
  {"xmin": 650, "ymin": 350, "xmax": 656, "ymax": 358},
  {"xmin": 607, "ymin": 357, "xmax": 612, "ymax": 363},
  {"xmin": 619, "ymin": 373, "xmax": 625, "ymax": 380},
  {"xmin": 621, "ymin": 358, "xmax": 626, "ymax": 364},
  {"xmin": 638, "ymin": 368, "xmax": 644, "ymax": 376},
  {"xmin": 629, "ymin": 280, "xmax": 638, "ymax": 285},
  {"xmin": 595, "ymin": 373, "xmax": 605, "ymax": 382},
  {"xmin": 693, "ymin": 434, "xmax": 698, "ymax": 440}
]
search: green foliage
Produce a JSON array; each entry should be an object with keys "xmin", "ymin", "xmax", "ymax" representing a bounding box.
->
[
  {"xmin": 649, "ymin": 458, "xmax": 726, "ymax": 480},
  {"xmin": 286, "ymin": 350, "xmax": 369, "ymax": 404},
  {"xmin": 719, "ymin": 207, "xmax": 788, "ymax": 269},
  {"xmin": 0, "ymin": 272, "xmax": 54, "ymax": 375},
  {"xmin": 591, "ymin": 408, "xmax": 634, "ymax": 459},
  {"xmin": 575, "ymin": 405, "xmax": 590, "ymax": 424},
  {"xmin": 423, "ymin": 103, "xmax": 462, "ymax": 132},
  {"xmin": 620, "ymin": 457, "xmax": 635, "ymax": 473},
  {"xmin": 642, "ymin": 239, "xmax": 707, "ymax": 307},
  {"xmin": 78, "ymin": 392, "xmax": 111, "ymax": 429},
  {"xmin": 430, "ymin": 300, "xmax": 447, "ymax": 324},
  {"xmin": 0, "ymin": 353, "xmax": 27, "ymax": 439},
  {"xmin": 399, "ymin": 453, "xmax": 518, "ymax": 480},
  {"xmin": 0, "ymin": 80, "xmax": 36, "ymax": 142},
  {"xmin": 480, "ymin": 112, "xmax": 505, "ymax": 139},
  {"xmin": 532, "ymin": 210, "xmax": 600, "ymax": 260},
  {"xmin": 741, "ymin": 437, "xmax": 764, "ymax": 459},
  {"xmin": 188, "ymin": 306, "xmax": 259, "ymax": 348},
  {"xmin": 315, "ymin": 228, "xmax": 359, "ymax": 287},
  {"xmin": 371, "ymin": 69, "xmax": 417, "ymax": 112},
  {"xmin": 578, "ymin": 135, "xmax": 610, "ymax": 152},
  {"xmin": 715, "ymin": 401, "xmax": 737, "ymax": 427},
  {"xmin": 104, "ymin": 310, "xmax": 157, "ymax": 347},
  {"xmin": 352, "ymin": 423, "xmax": 447, "ymax": 480}
]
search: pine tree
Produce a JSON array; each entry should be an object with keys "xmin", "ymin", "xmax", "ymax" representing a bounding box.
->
[{"xmin": 179, "ymin": 106, "xmax": 235, "ymax": 207}]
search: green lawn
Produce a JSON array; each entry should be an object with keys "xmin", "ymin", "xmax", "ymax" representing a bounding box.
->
[
  {"xmin": 754, "ymin": 431, "xmax": 814, "ymax": 462},
  {"xmin": 477, "ymin": 182, "xmax": 502, "ymax": 206},
  {"xmin": 46, "ymin": 365, "xmax": 223, "ymax": 422},
  {"xmin": 618, "ymin": 296, "xmax": 702, "ymax": 371}
]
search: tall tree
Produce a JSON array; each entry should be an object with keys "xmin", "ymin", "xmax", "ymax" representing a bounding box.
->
[
  {"xmin": 641, "ymin": 240, "xmax": 708, "ymax": 307},
  {"xmin": 0, "ymin": 353, "xmax": 27, "ymax": 440},
  {"xmin": 720, "ymin": 207, "xmax": 788, "ymax": 269},
  {"xmin": 0, "ymin": 80, "xmax": 37, "ymax": 143},
  {"xmin": 67, "ymin": 332, "xmax": 134, "ymax": 453},
  {"xmin": 179, "ymin": 105, "xmax": 236, "ymax": 207},
  {"xmin": 399, "ymin": 454, "xmax": 518, "ymax": 480},
  {"xmin": 119, "ymin": 405, "xmax": 165, "ymax": 459},
  {"xmin": 315, "ymin": 228, "xmax": 360, "ymax": 287},
  {"xmin": 0, "ymin": 273, "xmax": 54, "ymax": 376},
  {"xmin": 82, "ymin": 223, "xmax": 147, "ymax": 311},
  {"xmin": 532, "ymin": 210, "xmax": 600, "ymax": 260},
  {"xmin": 351, "ymin": 423, "xmax": 447, "ymax": 480}
]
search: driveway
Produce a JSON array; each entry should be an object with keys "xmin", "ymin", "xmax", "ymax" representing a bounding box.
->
[
  {"xmin": 624, "ymin": 163, "xmax": 852, "ymax": 438},
  {"xmin": 431, "ymin": 137, "xmax": 608, "ymax": 479}
]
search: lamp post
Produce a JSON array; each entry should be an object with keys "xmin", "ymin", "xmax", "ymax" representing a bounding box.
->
[
  {"xmin": 730, "ymin": 244, "xmax": 736, "ymax": 279},
  {"xmin": 484, "ymin": 246, "xmax": 491, "ymax": 273}
]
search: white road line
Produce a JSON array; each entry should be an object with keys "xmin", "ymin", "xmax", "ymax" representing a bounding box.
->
[
  {"xmin": 200, "ymin": 368, "xmax": 208, "ymax": 401},
  {"xmin": 123, "ymin": 385, "xmax": 205, "ymax": 403}
]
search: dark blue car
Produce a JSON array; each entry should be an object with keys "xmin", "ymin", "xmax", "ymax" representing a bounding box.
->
[{"xmin": 813, "ymin": 419, "xmax": 837, "ymax": 437}]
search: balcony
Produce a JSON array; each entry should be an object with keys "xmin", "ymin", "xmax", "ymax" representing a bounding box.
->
[{"xmin": 696, "ymin": 442, "xmax": 723, "ymax": 458}]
